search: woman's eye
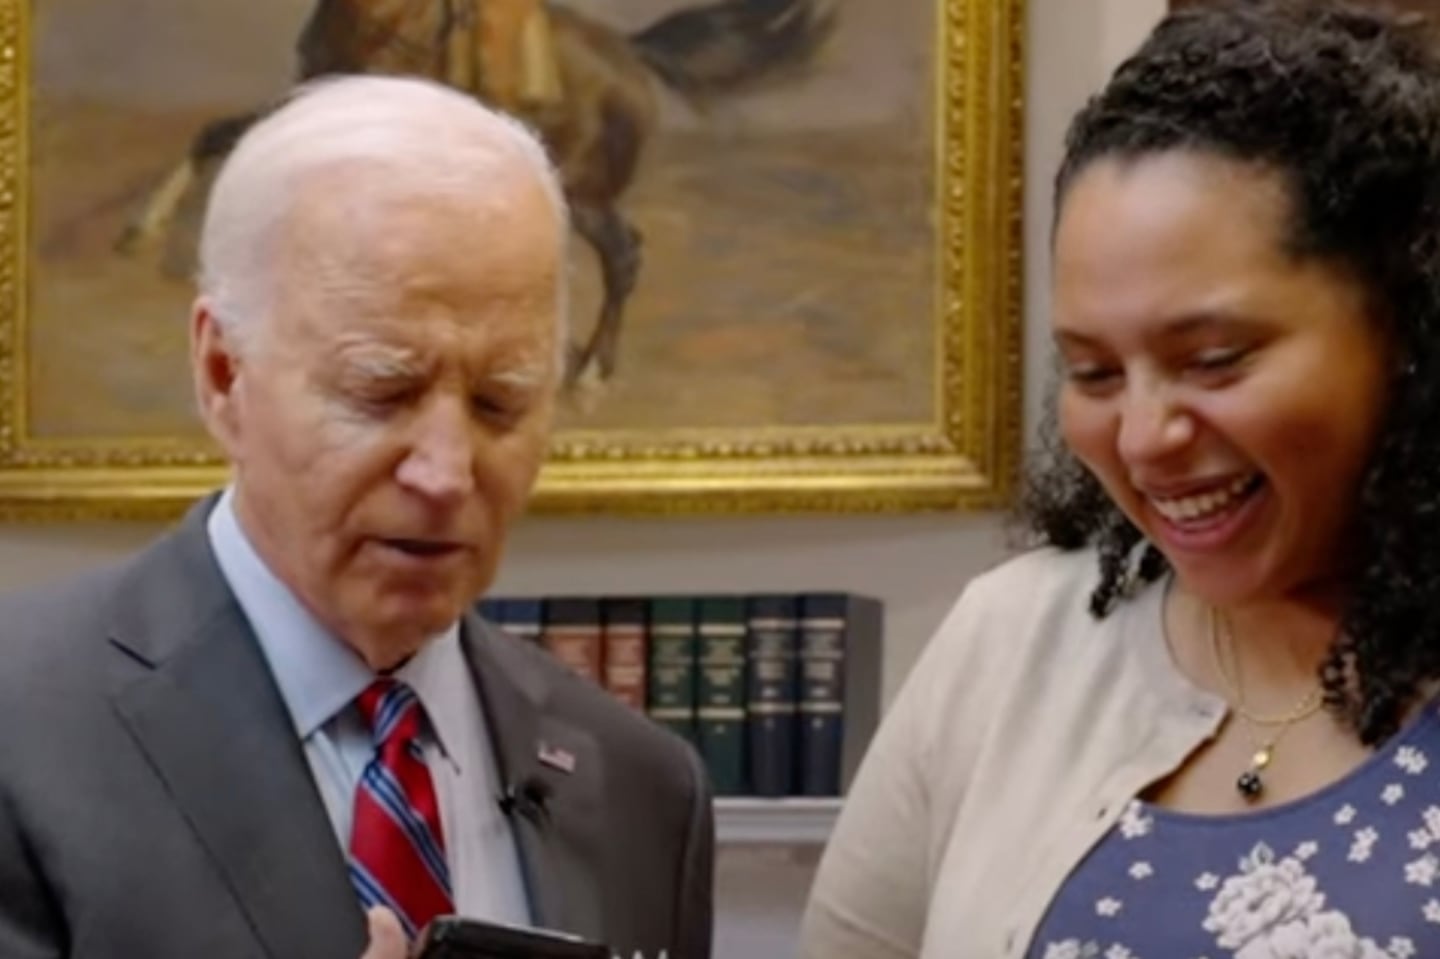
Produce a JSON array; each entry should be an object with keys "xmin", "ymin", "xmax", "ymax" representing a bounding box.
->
[{"xmin": 1065, "ymin": 364, "xmax": 1120, "ymax": 387}]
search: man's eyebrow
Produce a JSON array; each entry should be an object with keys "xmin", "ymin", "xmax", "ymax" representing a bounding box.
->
[
  {"xmin": 336, "ymin": 342, "xmax": 427, "ymax": 379},
  {"xmin": 487, "ymin": 364, "xmax": 549, "ymax": 390}
]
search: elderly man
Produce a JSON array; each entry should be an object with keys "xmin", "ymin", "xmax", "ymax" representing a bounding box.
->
[{"xmin": 0, "ymin": 76, "xmax": 712, "ymax": 959}]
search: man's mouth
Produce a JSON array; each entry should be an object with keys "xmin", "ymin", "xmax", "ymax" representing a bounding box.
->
[
  {"xmin": 380, "ymin": 538, "xmax": 464, "ymax": 558},
  {"xmin": 1147, "ymin": 472, "xmax": 1266, "ymax": 527}
]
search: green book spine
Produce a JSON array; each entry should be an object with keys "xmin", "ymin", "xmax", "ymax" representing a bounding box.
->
[
  {"xmin": 646, "ymin": 597, "xmax": 699, "ymax": 750},
  {"xmin": 697, "ymin": 596, "xmax": 748, "ymax": 796}
]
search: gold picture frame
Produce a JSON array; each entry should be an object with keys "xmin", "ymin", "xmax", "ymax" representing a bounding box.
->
[{"xmin": 1, "ymin": 0, "xmax": 1023, "ymax": 519}]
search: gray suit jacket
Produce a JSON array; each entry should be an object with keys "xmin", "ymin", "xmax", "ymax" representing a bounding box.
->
[{"xmin": 0, "ymin": 499, "xmax": 713, "ymax": 959}]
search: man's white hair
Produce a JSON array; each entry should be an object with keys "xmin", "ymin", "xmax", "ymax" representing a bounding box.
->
[{"xmin": 197, "ymin": 73, "xmax": 570, "ymax": 355}]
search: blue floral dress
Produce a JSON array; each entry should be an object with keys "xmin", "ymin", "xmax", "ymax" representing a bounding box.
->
[{"xmin": 1029, "ymin": 704, "xmax": 1440, "ymax": 958}]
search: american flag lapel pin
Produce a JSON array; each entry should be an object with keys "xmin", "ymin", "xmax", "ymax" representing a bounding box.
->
[{"xmin": 537, "ymin": 741, "xmax": 577, "ymax": 774}]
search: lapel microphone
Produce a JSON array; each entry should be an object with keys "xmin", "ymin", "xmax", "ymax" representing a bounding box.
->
[{"xmin": 498, "ymin": 775, "xmax": 553, "ymax": 826}]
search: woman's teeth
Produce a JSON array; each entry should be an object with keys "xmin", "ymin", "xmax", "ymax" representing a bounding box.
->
[{"xmin": 1150, "ymin": 474, "xmax": 1258, "ymax": 523}]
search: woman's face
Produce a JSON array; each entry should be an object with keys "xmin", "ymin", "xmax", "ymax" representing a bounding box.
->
[{"xmin": 1052, "ymin": 150, "xmax": 1391, "ymax": 605}]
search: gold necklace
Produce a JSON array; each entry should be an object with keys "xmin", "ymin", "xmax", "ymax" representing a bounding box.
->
[{"xmin": 1207, "ymin": 606, "xmax": 1325, "ymax": 800}]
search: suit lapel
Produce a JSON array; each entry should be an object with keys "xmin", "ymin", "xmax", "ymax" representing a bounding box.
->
[
  {"xmin": 461, "ymin": 615, "xmax": 607, "ymax": 941},
  {"xmin": 106, "ymin": 499, "xmax": 366, "ymax": 959}
]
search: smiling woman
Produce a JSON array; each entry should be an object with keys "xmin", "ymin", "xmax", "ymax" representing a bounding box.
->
[
  {"xmin": 1050, "ymin": 150, "xmax": 1390, "ymax": 609},
  {"xmin": 800, "ymin": 2, "xmax": 1440, "ymax": 957}
]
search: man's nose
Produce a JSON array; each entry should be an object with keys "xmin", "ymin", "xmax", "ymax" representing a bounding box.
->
[{"xmin": 395, "ymin": 399, "xmax": 476, "ymax": 502}]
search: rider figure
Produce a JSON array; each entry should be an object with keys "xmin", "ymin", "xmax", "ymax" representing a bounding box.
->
[{"xmin": 445, "ymin": 0, "xmax": 563, "ymax": 113}]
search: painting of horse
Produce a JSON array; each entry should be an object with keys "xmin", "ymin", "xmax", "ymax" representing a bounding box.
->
[
  {"xmin": 29, "ymin": 0, "xmax": 944, "ymax": 448},
  {"xmin": 117, "ymin": 0, "xmax": 836, "ymax": 387}
]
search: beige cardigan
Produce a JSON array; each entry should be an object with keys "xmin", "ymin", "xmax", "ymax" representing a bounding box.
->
[{"xmin": 799, "ymin": 547, "xmax": 1230, "ymax": 959}]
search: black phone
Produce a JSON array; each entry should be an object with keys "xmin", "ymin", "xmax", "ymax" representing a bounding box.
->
[{"xmin": 413, "ymin": 916, "xmax": 612, "ymax": 959}]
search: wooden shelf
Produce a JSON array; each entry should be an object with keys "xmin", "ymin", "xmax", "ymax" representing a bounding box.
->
[{"xmin": 714, "ymin": 797, "xmax": 843, "ymax": 845}]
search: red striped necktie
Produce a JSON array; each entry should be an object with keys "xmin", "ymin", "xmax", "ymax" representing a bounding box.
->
[{"xmin": 347, "ymin": 679, "xmax": 454, "ymax": 940}]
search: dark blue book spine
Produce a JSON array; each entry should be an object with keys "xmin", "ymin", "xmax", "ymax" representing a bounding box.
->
[
  {"xmin": 798, "ymin": 593, "xmax": 847, "ymax": 796},
  {"xmin": 745, "ymin": 595, "xmax": 799, "ymax": 797},
  {"xmin": 477, "ymin": 597, "xmax": 509, "ymax": 625}
]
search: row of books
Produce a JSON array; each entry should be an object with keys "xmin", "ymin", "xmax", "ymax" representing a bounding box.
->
[{"xmin": 477, "ymin": 592, "xmax": 882, "ymax": 798}]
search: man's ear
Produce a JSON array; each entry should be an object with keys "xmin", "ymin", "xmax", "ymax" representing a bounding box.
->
[{"xmin": 190, "ymin": 298, "xmax": 245, "ymax": 456}]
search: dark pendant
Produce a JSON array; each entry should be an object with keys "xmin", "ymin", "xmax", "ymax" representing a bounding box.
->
[{"xmin": 1236, "ymin": 769, "xmax": 1264, "ymax": 799}]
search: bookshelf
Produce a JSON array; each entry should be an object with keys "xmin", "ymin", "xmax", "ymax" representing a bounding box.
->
[
  {"xmin": 714, "ymin": 797, "xmax": 843, "ymax": 845},
  {"xmin": 486, "ymin": 592, "xmax": 883, "ymax": 805}
]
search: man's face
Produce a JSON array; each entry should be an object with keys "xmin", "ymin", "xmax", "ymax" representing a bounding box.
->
[{"xmin": 194, "ymin": 169, "xmax": 561, "ymax": 668}]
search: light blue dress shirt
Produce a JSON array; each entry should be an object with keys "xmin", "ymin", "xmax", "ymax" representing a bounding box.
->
[{"xmin": 206, "ymin": 488, "xmax": 531, "ymax": 926}]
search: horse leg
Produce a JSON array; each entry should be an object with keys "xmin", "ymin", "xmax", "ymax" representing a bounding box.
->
[
  {"xmin": 569, "ymin": 203, "xmax": 642, "ymax": 384},
  {"xmin": 115, "ymin": 112, "xmax": 261, "ymax": 255}
]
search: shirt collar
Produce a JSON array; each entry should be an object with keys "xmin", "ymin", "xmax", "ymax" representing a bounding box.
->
[
  {"xmin": 394, "ymin": 626, "xmax": 471, "ymax": 771},
  {"xmin": 206, "ymin": 487, "xmax": 461, "ymax": 757}
]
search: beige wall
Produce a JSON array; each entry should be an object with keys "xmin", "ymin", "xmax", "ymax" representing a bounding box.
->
[{"xmin": 4, "ymin": 0, "xmax": 1167, "ymax": 708}]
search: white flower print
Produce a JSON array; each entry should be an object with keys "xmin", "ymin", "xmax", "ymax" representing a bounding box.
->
[
  {"xmin": 1383, "ymin": 783, "xmax": 1406, "ymax": 806},
  {"xmin": 1043, "ymin": 940, "xmax": 1099, "ymax": 959},
  {"xmin": 1196, "ymin": 872, "xmax": 1220, "ymax": 892},
  {"xmin": 1295, "ymin": 841, "xmax": 1319, "ymax": 862},
  {"xmin": 1129, "ymin": 861, "xmax": 1153, "ymax": 880},
  {"xmin": 1425, "ymin": 899, "xmax": 1440, "ymax": 924},
  {"xmin": 1202, "ymin": 842, "xmax": 1390, "ymax": 958},
  {"xmin": 1095, "ymin": 897, "xmax": 1122, "ymax": 918},
  {"xmin": 1294, "ymin": 915, "xmax": 1391, "ymax": 958},
  {"xmin": 1203, "ymin": 843, "xmax": 1324, "ymax": 949},
  {"xmin": 1388, "ymin": 937, "xmax": 1417, "ymax": 959},
  {"xmin": 1287, "ymin": 913, "xmax": 1392, "ymax": 958},
  {"xmin": 1406, "ymin": 854, "xmax": 1439, "ymax": 887},
  {"xmin": 1425, "ymin": 806, "xmax": 1440, "ymax": 838},
  {"xmin": 1103, "ymin": 946, "xmax": 1134, "ymax": 959},
  {"xmin": 1336, "ymin": 804, "xmax": 1358, "ymax": 826},
  {"xmin": 1419, "ymin": 806, "xmax": 1440, "ymax": 850},
  {"xmin": 1118, "ymin": 801, "xmax": 1153, "ymax": 840},
  {"xmin": 1350, "ymin": 828, "xmax": 1379, "ymax": 864},
  {"xmin": 1396, "ymin": 746, "xmax": 1428, "ymax": 775}
]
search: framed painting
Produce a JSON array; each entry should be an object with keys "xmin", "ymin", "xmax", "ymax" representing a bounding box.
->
[{"xmin": 1, "ymin": 0, "xmax": 1022, "ymax": 518}]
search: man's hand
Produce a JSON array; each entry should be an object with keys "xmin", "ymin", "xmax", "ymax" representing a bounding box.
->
[{"xmin": 359, "ymin": 908, "xmax": 408, "ymax": 959}]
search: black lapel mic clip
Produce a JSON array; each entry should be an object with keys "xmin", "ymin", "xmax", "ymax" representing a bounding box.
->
[{"xmin": 498, "ymin": 775, "xmax": 553, "ymax": 826}]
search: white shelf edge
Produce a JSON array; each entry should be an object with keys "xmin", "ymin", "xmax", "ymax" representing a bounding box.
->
[{"xmin": 714, "ymin": 797, "xmax": 843, "ymax": 845}]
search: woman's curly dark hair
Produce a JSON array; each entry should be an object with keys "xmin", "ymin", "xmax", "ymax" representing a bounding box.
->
[{"xmin": 1024, "ymin": 0, "xmax": 1440, "ymax": 745}]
